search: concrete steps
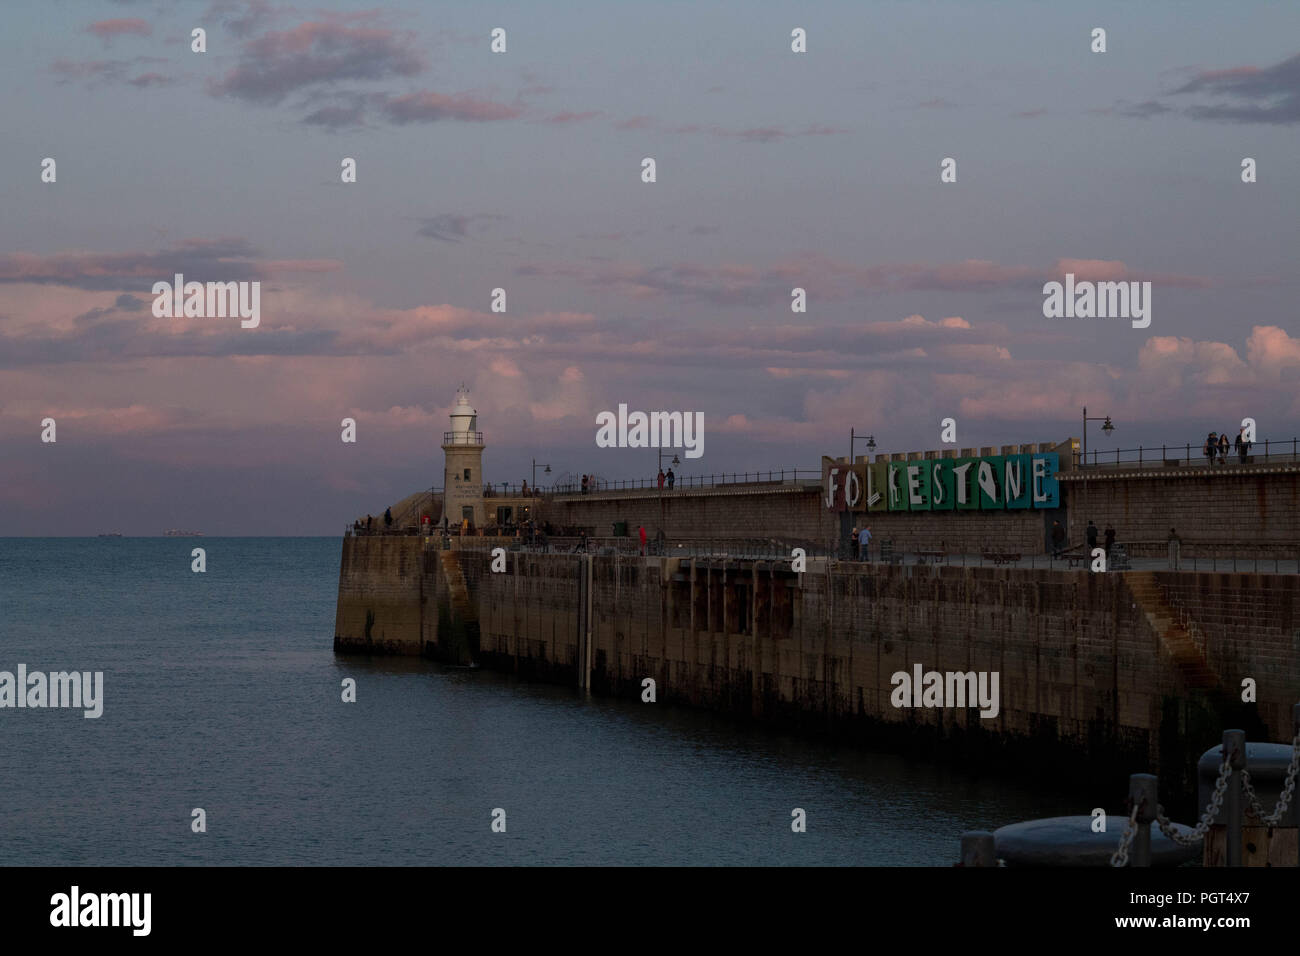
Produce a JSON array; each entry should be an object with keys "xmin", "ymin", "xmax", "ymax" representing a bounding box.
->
[
  {"xmin": 1127, "ymin": 571, "xmax": 1219, "ymax": 690},
  {"xmin": 439, "ymin": 550, "xmax": 478, "ymax": 623}
]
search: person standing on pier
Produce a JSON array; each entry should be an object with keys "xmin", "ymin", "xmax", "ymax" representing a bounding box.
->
[
  {"xmin": 850, "ymin": 525, "xmax": 860, "ymax": 560},
  {"xmin": 1218, "ymin": 432, "xmax": 1230, "ymax": 465},
  {"xmin": 657, "ymin": 469, "xmax": 665, "ymax": 489},
  {"xmin": 666, "ymin": 468, "xmax": 675, "ymax": 490},
  {"xmin": 859, "ymin": 525, "xmax": 872, "ymax": 562},
  {"xmin": 1104, "ymin": 524, "xmax": 1116, "ymax": 557},
  {"xmin": 1086, "ymin": 520, "xmax": 1098, "ymax": 553},
  {"xmin": 581, "ymin": 474, "xmax": 589, "ymax": 494},
  {"xmin": 638, "ymin": 524, "xmax": 647, "ymax": 556}
]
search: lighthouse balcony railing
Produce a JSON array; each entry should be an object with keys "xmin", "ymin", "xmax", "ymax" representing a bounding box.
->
[{"xmin": 442, "ymin": 431, "xmax": 484, "ymax": 445}]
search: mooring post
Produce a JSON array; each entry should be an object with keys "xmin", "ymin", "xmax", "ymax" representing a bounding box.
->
[
  {"xmin": 959, "ymin": 831, "xmax": 996, "ymax": 867},
  {"xmin": 1223, "ymin": 729, "xmax": 1246, "ymax": 866},
  {"xmin": 1129, "ymin": 773, "xmax": 1158, "ymax": 867}
]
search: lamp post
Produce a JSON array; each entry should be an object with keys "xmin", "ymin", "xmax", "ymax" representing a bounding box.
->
[
  {"xmin": 1081, "ymin": 406, "xmax": 1114, "ymax": 530},
  {"xmin": 531, "ymin": 459, "xmax": 550, "ymax": 493},
  {"xmin": 850, "ymin": 429, "xmax": 877, "ymax": 463},
  {"xmin": 657, "ymin": 450, "xmax": 680, "ymax": 553}
]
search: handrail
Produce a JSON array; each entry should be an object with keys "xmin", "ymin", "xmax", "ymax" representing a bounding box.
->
[{"xmin": 1070, "ymin": 437, "xmax": 1300, "ymax": 470}]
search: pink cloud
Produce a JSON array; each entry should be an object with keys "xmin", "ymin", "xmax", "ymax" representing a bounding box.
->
[{"xmin": 88, "ymin": 19, "xmax": 151, "ymax": 39}]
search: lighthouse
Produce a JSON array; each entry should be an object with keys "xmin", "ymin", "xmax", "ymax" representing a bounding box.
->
[{"xmin": 442, "ymin": 385, "xmax": 486, "ymax": 530}]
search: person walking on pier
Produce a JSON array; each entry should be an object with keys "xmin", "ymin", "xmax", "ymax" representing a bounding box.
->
[
  {"xmin": 1086, "ymin": 520, "xmax": 1098, "ymax": 553},
  {"xmin": 666, "ymin": 468, "xmax": 675, "ymax": 490},
  {"xmin": 384, "ymin": 507, "xmax": 393, "ymax": 529},
  {"xmin": 1218, "ymin": 432, "xmax": 1230, "ymax": 465},
  {"xmin": 1203, "ymin": 432, "xmax": 1217, "ymax": 467},
  {"xmin": 858, "ymin": 525, "xmax": 872, "ymax": 562},
  {"xmin": 657, "ymin": 469, "xmax": 665, "ymax": 489},
  {"xmin": 581, "ymin": 474, "xmax": 589, "ymax": 495},
  {"xmin": 1050, "ymin": 520, "xmax": 1066, "ymax": 558},
  {"xmin": 638, "ymin": 524, "xmax": 647, "ymax": 556},
  {"xmin": 850, "ymin": 525, "xmax": 860, "ymax": 560}
]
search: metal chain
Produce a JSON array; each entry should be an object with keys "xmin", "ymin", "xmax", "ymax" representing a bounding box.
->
[
  {"xmin": 1154, "ymin": 757, "xmax": 1232, "ymax": 846},
  {"xmin": 1239, "ymin": 732, "xmax": 1300, "ymax": 826},
  {"xmin": 1110, "ymin": 804, "xmax": 1141, "ymax": 867}
]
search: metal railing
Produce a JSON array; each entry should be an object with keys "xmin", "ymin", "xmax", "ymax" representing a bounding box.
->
[
  {"xmin": 442, "ymin": 431, "xmax": 483, "ymax": 444},
  {"xmin": 1071, "ymin": 437, "xmax": 1300, "ymax": 470},
  {"xmin": 550, "ymin": 468, "xmax": 820, "ymax": 495}
]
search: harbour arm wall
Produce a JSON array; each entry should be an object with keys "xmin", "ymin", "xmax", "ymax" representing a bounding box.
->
[
  {"xmin": 335, "ymin": 546, "xmax": 1297, "ymax": 807},
  {"xmin": 334, "ymin": 464, "xmax": 1300, "ymax": 804}
]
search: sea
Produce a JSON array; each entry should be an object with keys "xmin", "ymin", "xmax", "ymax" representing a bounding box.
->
[{"xmin": 0, "ymin": 537, "xmax": 1079, "ymax": 866}]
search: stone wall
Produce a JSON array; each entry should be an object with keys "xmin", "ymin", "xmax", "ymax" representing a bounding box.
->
[
  {"xmin": 333, "ymin": 535, "xmax": 430, "ymax": 654},
  {"xmin": 1061, "ymin": 465, "xmax": 1300, "ymax": 558},
  {"xmin": 336, "ymin": 534, "xmax": 1300, "ymax": 808},
  {"xmin": 526, "ymin": 463, "xmax": 1300, "ymax": 557}
]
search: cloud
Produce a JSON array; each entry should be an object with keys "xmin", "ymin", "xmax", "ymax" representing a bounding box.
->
[
  {"xmin": 415, "ymin": 214, "xmax": 501, "ymax": 242},
  {"xmin": 205, "ymin": 0, "xmax": 276, "ymax": 38},
  {"xmin": 87, "ymin": 18, "xmax": 151, "ymax": 40},
  {"xmin": 514, "ymin": 254, "xmax": 1212, "ymax": 308},
  {"xmin": 51, "ymin": 56, "xmax": 168, "ymax": 87},
  {"xmin": 210, "ymin": 22, "xmax": 426, "ymax": 105},
  {"xmin": 543, "ymin": 110, "xmax": 602, "ymax": 124},
  {"xmin": 380, "ymin": 90, "xmax": 522, "ymax": 123},
  {"xmin": 0, "ymin": 239, "xmax": 341, "ymax": 292},
  {"xmin": 1126, "ymin": 53, "xmax": 1300, "ymax": 125}
]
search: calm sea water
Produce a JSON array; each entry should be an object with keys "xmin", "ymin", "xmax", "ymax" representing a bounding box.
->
[{"xmin": 0, "ymin": 538, "xmax": 1077, "ymax": 866}]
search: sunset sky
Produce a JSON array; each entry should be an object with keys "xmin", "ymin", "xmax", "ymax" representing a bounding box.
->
[{"xmin": 2, "ymin": 0, "xmax": 1298, "ymax": 534}]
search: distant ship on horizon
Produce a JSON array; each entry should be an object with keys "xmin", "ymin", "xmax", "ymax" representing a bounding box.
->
[
  {"xmin": 97, "ymin": 532, "xmax": 123, "ymax": 538},
  {"xmin": 162, "ymin": 529, "xmax": 204, "ymax": 537}
]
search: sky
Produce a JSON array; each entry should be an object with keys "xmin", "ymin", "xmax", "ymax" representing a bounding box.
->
[{"xmin": 1, "ymin": 0, "xmax": 1297, "ymax": 534}]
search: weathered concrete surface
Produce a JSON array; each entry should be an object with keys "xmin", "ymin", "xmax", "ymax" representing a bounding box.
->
[
  {"xmin": 333, "ymin": 535, "xmax": 429, "ymax": 655},
  {"xmin": 334, "ymin": 536, "xmax": 1300, "ymax": 810}
]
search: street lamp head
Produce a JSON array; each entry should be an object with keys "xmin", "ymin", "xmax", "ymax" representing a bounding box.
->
[
  {"xmin": 672, "ymin": 454, "xmax": 680, "ymax": 467},
  {"xmin": 544, "ymin": 464, "xmax": 551, "ymax": 474},
  {"xmin": 867, "ymin": 436, "xmax": 876, "ymax": 451},
  {"xmin": 1102, "ymin": 417, "xmax": 1114, "ymax": 434}
]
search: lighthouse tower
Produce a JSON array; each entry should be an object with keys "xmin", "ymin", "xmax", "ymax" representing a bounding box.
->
[{"xmin": 442, "ymin": 385, "xmax": 485, "ymax": 530}]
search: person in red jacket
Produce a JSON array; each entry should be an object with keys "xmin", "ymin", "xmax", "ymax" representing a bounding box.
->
[{"xmin": 638, "ymin": 525, "xmax": 647, "ymax": 556}]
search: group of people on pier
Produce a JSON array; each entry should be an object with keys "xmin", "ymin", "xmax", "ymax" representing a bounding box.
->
[{"xmin": 1203, "ymin": 428, "xmax": 1252, "ymax": 466}]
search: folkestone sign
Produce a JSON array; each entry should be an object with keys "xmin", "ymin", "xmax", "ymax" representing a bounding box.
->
[{"xmin": 823, "ymin": 453, "xmax": 1060, "ymax": 512}]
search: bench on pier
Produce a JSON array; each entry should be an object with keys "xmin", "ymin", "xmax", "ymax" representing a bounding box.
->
[{"xmin": 916, "ymin": 549, "xmax": 947, "ymax": 565}]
